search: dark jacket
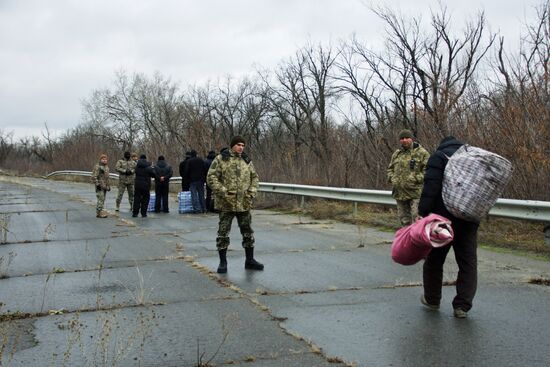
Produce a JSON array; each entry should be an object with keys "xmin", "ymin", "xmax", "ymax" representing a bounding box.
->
[
  {"xmin": 203, "ymin": 152, "xmax": 216, "ymax": 182},
  {"xmin": 154, "ymin": 160, "xmax": 173, "ymax": 187},
  {"xmin": 134, "ymin": 159, "xmax": 155, "ymax": 191},
  {"xmin": 184, "ymin": 156, "xmax": 207, "ymax": 183},
  {"xmin": 179, "ymin": 157, "xmax": 191, "ymax": 191},
  {"xmin": 418, "ymin": 137, "xmax": 463, "ymax": 219}
]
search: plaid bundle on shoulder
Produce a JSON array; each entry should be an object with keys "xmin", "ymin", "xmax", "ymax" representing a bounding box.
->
[{"xmin": 442, "ymin": 145, "xmax": 512, "ymax": 222}]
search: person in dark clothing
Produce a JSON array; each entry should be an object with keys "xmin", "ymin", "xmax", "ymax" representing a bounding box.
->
[
  {"xmin": 417, "ymin": 136, "xmax": 480, "ymax": 319},
  {"xmin": 179, "ymin": 151, "xmax": 192, "ymax": 191},
  {"xmin": 183, "ymin": 150, "xmax": 207, "ymax": 213},
  {"xmin": 153, "ymin": 155, "xmax": 173, "ymax": 213},
  {"xmin": 204, "ymin": 150, "xmax": 217, "ymax": 212},
  {"xmin": 133, "ymin": 154, "xmax": 155, "ymax": 218}
]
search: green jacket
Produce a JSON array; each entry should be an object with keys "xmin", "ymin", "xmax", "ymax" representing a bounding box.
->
[
  {"xmin": 115, "ymin": 158, "xmax": 137, "ymax": 184},
  {"xmin": 91, "ymin": 163, "xmax": 111, "ymax": 191},
  {"xmin": 207, "ymin": 149, "xmax": 259, "ymax": 212},
  {"xmin": 387, "ymin": 142, "xmax": 429, "ymax": 200}
]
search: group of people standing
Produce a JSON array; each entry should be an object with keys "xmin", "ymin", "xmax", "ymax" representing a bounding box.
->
[
  {"xmin": 387, "ymin": 129, "xmax": 480, "ymax": 318},
  {"xmin": 92, "ymin": 131, "xmax": 480, "ymax": 317},
  {"xmin": 92, "ymin": 152, "xmax": 174, "ymax": 218},
  {"xmin": 178, "ymin": 150, "xmax": 217, "ymax": 214},
  {"xmin": 91, "ymin": 135, "xmax": 264, "ymax": 273}
]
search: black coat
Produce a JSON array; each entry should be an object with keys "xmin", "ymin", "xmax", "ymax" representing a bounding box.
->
[
  {"xmin": 184, "ymin": 156, "xmax": 206, "ymax": 183},
  {"xmin": 417, "ymin": 137, "xmax": 463, "ymax": 219},
  {"xmin": 134, "ymin": 159, "xmax": 155, "ymax": 191},
  {"xmin": 154, "ymin": 160, "xmax": 173, "ymax": 187},
  {"xmin": 179, "ymin": 158, "xmax": 191, "ymax": 191}
]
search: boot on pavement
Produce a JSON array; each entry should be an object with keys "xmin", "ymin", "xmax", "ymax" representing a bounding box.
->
[
  {"xmin": 244, "ymin": 247, "xmax": 264, "ymax": 270},
  {"xmin": 96, "ymin": 210, "xmax": 108, "ymax": 218},
  {"xmin": 217, "ymin": 249, "xmax": 227, "ymax": 274}
]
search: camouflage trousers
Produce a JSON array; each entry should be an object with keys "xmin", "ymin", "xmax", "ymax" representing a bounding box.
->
[
  {"xmin": 216, "ymin": 211, "xmax": 255, "ymax": 250},
  {"xmin": 116, "ymin": 181, "xmax": 134, "ymax": 209},
  {"xmin": 396, "ymin": 199, "xmax": 419, "ymax": 227},
  {"xmin": 96, "ymin": 189, "xmax": 107, "ymax": 213}
]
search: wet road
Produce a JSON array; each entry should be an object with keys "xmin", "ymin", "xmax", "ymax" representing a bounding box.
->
[{"xmin": 1, "ymin": 176, "xmax": 549, "ymax": 366}]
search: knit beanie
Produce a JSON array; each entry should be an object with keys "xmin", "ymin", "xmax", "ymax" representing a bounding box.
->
[
  {"xmin": 230, "ymin": 135, "xmax": 246, "ymax": 148},
  {"xmin": 398, "ymin": 129, "xmax": 414, "ymax": 139}
]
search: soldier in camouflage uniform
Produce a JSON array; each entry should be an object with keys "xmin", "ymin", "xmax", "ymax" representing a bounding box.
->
[
  {"xmin": 387, "ymin": 129, "xmax": 430, "ymax": 226},
  {"xmin": 91, "ymin": 154, "xmax": 111, "ymax": 218},
  {"xmin": 207, "ymin": 136, "xmax": 264, "ymax": 274},
  {"xmin": 115, "ymin": 151, "xmax": 137, "ymax": 212}
]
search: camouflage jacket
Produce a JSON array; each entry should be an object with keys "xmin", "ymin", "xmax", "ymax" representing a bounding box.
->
[
  {"xmin": 115, "ymin": 158, "xmax": 136, "ymax": 184},
  {"xmin": 207, "ymin": 149, "xmax": 259, "ymax": 212},
  {"xmin": 91, "ymin": 163, "xmax": 111, "ymax": 191},
  {"xmin": 387, "ymin": 142, "xmax": 429, "ymax": 200}
]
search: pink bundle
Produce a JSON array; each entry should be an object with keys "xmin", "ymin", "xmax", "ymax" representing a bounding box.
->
[{"xmin": 391, "ymin": 214, "xmax": 454, "ymax": 265}]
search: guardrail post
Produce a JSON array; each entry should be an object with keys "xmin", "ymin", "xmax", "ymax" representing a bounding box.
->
[
  {"xmin": 353, "ymin": 202, "xmax": 358, "ymax": 218},
  {"xmin": 545, "ymin": 224, "xmax": 550, "ymax": 246},
  {"xmin": 300, "ymin": 196, "xmax": 305, "ymax": 210}
]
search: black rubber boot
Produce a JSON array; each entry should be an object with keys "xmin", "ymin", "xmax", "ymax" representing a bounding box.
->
[
  {"xmin": 244, "ymin": 247, "xmax": 264, "ymax": 271},
  {"xmin": 217, "ymin": 249, "xmax": 227, "ymax": 274}
]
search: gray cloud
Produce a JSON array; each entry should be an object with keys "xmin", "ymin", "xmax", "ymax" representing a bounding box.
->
[{"xmin": 0, "ymin": 0, "xmax": 536, "ymax": 139}]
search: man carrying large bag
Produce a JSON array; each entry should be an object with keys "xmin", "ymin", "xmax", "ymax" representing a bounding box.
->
[{"xmin": 417, "ymin": 136, "xmax": 496, "ymax": 318}]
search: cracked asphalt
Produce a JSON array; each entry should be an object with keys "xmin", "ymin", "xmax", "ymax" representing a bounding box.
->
[{"xmin": 1, "ymin": 176, "xmax": 550, "ymax": 366}]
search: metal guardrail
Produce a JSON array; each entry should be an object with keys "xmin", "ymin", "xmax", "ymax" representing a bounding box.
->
[
  {"xmin": 44, "ymin": 169, "xmax": 550, "ymax": 221},
  {"xmin": 45, "ymin": 170, "xmax": 550, "ymax": 243}
]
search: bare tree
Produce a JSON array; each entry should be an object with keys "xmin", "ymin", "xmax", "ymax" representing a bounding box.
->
[
  {"xmin": 372, "ymin": 5, "xmax": 495, "ymax": 136},
  {"xmin": 0, "ymin": 129, "xmax": 14, "ymax": 165},
  {"xmin": 261, "ymin": 42, "xmax": 340, "ymax": 185}
]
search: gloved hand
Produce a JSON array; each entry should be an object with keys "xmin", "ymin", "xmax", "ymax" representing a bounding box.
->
[
  {"xmin": 106, "ymin": 187, "xmax": 111, "ymax": 192},
  {"xmin": 96, "ymin": 185, "xmax": 101, "ymax": 191},
  {"xmin": 126, "ymin": 170, "xmax": 132, "ymax": 175}
]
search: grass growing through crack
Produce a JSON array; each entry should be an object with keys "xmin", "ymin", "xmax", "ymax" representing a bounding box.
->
[
  {"xmin": 0, "ymin": 213, "xmax": 12, "ymax": 244},
  {"xmin": 0, "ymin": 251, "xmax": 16, "ymax": 279},
  {"xmin": 195, "ymin": 313, "xmax": 240, "ymax": 367},
  {"xmin": 42, "ymin": 223, "xmax": 56, "ymax": 242}
]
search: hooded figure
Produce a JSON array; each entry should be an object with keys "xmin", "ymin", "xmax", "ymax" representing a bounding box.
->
[
  {"xmin": 417, "ymin": 136, "xmax": 480, "ymax": 319},
  {"xmin": 153, "ymin": 155, "xmax": 173, "ymax": 213},
  {"xmin": 133, "ymin": 154, "xmax": 155, "ymax": 217}
]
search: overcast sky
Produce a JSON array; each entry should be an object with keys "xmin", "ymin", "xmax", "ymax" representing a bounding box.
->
[{"xmin": 0, "ymin": 0, "xmax": 539, "ymax": 140}]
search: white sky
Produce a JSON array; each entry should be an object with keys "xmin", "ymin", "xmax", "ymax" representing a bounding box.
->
[{"xmin": 0, "ymin": 0, "xmax": 539, "ymax": 140}]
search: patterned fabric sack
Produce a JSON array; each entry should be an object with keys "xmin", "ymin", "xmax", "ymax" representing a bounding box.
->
[
  {"xmin": 147, "ymin": 193, "xmax": 156, "ymax": 212},
  {"xmin": 442, "ymin": 145, "xmax": 512, "ymax": 222},
  {"xmin": 178, "ymin": 191, "xmax": 193, "ymax": 214}
]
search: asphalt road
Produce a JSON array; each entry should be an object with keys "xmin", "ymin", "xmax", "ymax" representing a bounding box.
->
[{"xmin": 1, "ymin": 176, "xmax": 549, "ymax": 367}]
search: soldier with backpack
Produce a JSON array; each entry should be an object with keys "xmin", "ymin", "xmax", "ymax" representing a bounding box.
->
[{"xmin": 417, "ymin": 136, "xmax": 479, "ymax": 318}]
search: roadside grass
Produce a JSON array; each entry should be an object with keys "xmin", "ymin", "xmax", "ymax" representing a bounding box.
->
[{"xmin": 257, "ymin": 196, "xmax": 550, "ymax": 259}]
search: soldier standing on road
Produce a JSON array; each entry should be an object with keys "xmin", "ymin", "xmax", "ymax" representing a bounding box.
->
[
  {"xmin": 115, "ymin": 151, "xmax": 136, "ymax": 212},
  {"xmin": 207, "ymin": 136, "xmax": 264, "ymax": 274},
  {"xmin": 91, "ymin": 154, "xmax": 111, "ymax": 218},
  {"xmin": 387, "ymin": 129, "xmax": 430, "ymax": 227}
]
